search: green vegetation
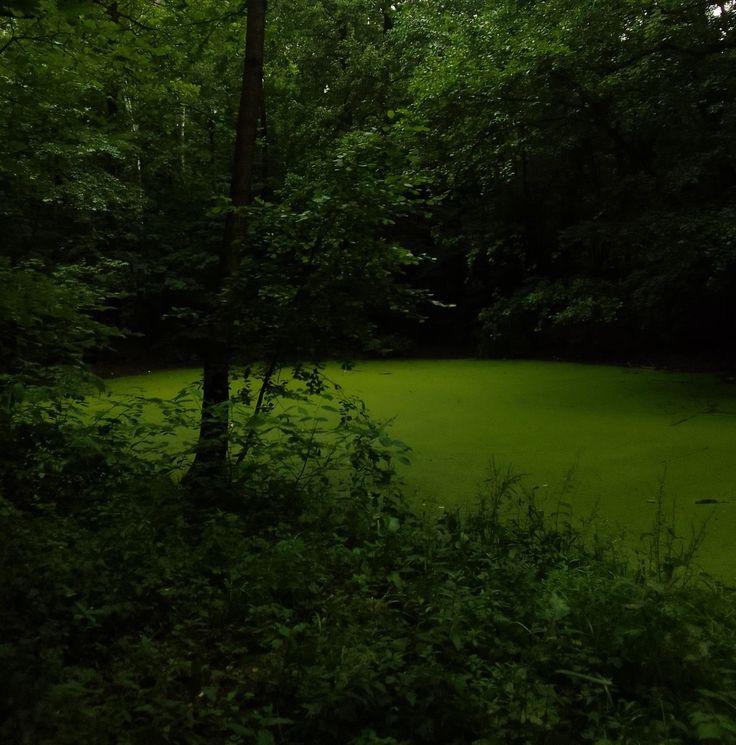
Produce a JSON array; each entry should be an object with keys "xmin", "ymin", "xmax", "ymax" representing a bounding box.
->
[
  {"xmin": 5, "ymin": 390, "xmax": 736, "ymax": 744},
  {"xmin": 3, "ymin": 0, "xmax": 736, "ymax": 741},
  {"xmin": 107, "ymin": 362, "xmax": 736, "ymax": 579},
  {"xmin": 336, "ymin": 360, "xmax": 736, "ymax": 580}
]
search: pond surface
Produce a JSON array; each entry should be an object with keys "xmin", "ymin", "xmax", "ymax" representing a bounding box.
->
[{"xmin": 109, "ymin": 360, "xmax": 736, "ymax": 580}]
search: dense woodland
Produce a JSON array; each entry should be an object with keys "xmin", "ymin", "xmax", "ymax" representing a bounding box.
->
[
  {"xmin": 3, "ymin": 0, "xmax": 736, "ymax": 365},
  {"xmin": 3, "ymin": 1, "xmax": 736, "ymax": 743}
]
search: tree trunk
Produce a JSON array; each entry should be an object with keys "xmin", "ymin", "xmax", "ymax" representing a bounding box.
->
[{"xmin": 186, "ymin": 0, "xmax": 266, "ymax": 487}]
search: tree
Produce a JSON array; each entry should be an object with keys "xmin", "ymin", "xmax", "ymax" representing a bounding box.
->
[
  {"xmin": 0, "ymin": 258, "xmax": 121, "ymax": 406},
  {"xmin": 0, "ymin": 0, "xmax": 146, "ymax": 264},
  {"xmin": 0, "ymin": 0, "xmax": 425, "ymax": 491},
  {"xmin": 185, "ymin": 0, "xmax": 429, "ymax": 486},
  {"xmin": 186, "ymin": 0, "xmax": 266, "ymax": 485},
  {"xmin": 393, "ymin": 0, "xmax": 736, "ymax": 360}
]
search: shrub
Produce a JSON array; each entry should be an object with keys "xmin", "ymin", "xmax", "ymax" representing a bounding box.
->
[{"xmin": 2, "ymin": 404, "xmax": 736, "ymax": 744}]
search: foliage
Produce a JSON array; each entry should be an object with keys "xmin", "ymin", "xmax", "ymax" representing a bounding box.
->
[
  {"xmin": 2, "ymin": 0, "xmax": 736, "ymax": 362},
  {"xmin": 3, "ymin": 397, "xmax": 736, "ymax": 743},
  {"xmin": 4, "ymin": 2, "xmax": 736, "ymax": 739},
  {"xmin": 0, "ymin": 258, "xmax": 123, "ymax": 412},
  {"xmin": 266, "ymin": 0, "xmax": 398, "ymax": 176},
  {"xmin": 396, "ymin": 0, "xmax": 736, "ymax": 359},
  {"xmin": 479, "ymin": 277, "xmax": 625, "ymax": 357},
  {"xmin": 1, "ymin": 0, "xmax": 429, "ymax": 364},
  {"xmin": 219, "ymin": 130, "xmax": 428, "ymax": 360}
]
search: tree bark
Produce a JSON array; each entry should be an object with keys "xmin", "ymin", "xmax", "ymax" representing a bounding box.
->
[{"xmin": 186, "ymin": 0, "xmax": 266, "ymax": 486}]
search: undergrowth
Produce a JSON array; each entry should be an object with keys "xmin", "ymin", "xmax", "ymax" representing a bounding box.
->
[{"xmin": 2, "ymin": 400, "xmax": 736, "ymax": 744}]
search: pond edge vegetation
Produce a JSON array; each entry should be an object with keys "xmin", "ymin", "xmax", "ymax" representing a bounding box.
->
[{"xmin": 4, "ymin": 363, "xmax": 736, "ymax": 744}]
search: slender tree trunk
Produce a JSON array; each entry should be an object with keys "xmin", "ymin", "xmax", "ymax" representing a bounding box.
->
[
  {"xmin": 179, "ymin": 105, "xmax": 187, "ymax": 177},
  {"xmin": 186, "ymin": 0, "xmax": 266, "ymax": 486},
  {"xmin": 259, "ymin": 93, "xmax": 272, "ymax": 200}
]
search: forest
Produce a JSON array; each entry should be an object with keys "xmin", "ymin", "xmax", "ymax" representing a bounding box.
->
[{"xmin": 2, "ymin": 0, "xmax": 736, "ymax": 742}]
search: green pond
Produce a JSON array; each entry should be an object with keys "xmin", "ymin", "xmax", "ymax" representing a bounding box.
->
[{"xmin": 106, "ymin": 360, "xmax": 736, "ymax": 581}]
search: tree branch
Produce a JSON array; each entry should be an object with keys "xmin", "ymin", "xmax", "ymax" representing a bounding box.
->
[{"xmin": 0, "ymin": 34, "xmax": 18, "ymax": 55}]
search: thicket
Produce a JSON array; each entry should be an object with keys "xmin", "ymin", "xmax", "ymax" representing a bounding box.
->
[{"xmin": 3, "ymin": 388, "xmax": 736, "ymax": 744}]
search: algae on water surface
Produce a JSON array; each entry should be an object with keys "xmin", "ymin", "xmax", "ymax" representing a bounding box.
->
[{"xmin": 106, "ymin": 360, "xmax": 736, "ymax": 580}]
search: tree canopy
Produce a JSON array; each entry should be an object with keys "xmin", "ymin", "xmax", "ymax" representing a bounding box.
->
[{"xmin": 3, "ymin": 0, "xmax": 733, "ymax": 368}]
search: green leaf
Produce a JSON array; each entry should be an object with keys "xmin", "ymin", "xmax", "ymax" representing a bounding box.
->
[
  {"xmin": 555, "ymin": 669, "xmax": 612, "ymax": 687},
  {"xmin": 256, "ymin": 731, "xmax": 275, "ymax": 745},
  {"xmin": 229, "ymin": 723, "xmax": 254, "ymax": 737}
]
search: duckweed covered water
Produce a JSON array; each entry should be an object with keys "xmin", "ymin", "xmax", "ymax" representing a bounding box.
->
[{"xmin": 107, "ymin": 360, "xmax": 736, "ymax": 579}]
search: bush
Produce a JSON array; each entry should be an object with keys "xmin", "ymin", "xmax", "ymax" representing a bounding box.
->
[{"xmin": 2, "ymin": 406, "xmax": 736, "ymax": 744}]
